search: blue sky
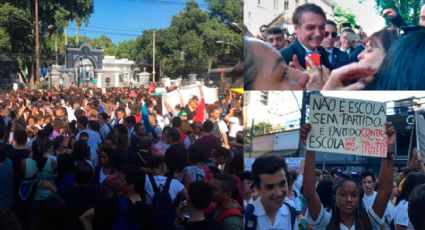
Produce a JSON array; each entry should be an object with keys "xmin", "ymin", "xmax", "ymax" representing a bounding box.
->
[{"xmin": 67, "ymin": 0, "xmax": 207, "ymax": 44}]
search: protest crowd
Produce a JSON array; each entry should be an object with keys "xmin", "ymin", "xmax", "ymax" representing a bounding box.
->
[
  {"xmin": 244, "ymin": 2, "xmax": 425, "ymax": 90},
  {"xmin": 0, "ymin": 83, "xmax": 244, "ymax": 230},
  {"xmin": 243, "ymin": 124, "xmax": 425, "ymax": 230}
]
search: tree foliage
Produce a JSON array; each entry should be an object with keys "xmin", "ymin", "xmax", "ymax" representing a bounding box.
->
[
  {"xmin": 332, "ymin": 6, "xmax": 357, "ymax": 27},
  {"xmin": 0, "ymin": 0, "xmax": 94, "ymax": 83},
  {"xmin": 131, "ymin": 0, "xmax": 242, "ymax": 78},
  {"xmin": 373, "ymin": 0, "xmax": 423, "ymax": 25}
]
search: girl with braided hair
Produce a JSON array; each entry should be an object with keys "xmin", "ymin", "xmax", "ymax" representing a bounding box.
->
[{"xmin": 300, "ymin": 123, "xmax": 396, "ymax": 230}]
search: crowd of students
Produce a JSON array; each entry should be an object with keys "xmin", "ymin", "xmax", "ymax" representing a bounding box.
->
[
  {"xmin": 0, "ymin": 84, "xmax": 244, "ymax": 230},
  {"xmin": 243, "ymin": 123, "xmax": 425, "ymax": 230}
]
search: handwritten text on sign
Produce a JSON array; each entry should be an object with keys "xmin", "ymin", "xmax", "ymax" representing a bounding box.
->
[{"xmin": 307, "ymin": 95, "xmax": 387, "ymax": 157}]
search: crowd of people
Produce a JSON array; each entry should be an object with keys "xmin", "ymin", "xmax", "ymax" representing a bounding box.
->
[
  {"xmin": 0, "ymin": 84, "xmax": 244, "ymax": 230},
  {"xmin": 243, "ymin": 123, "xmax": 425, "ymax": 230},
  {"xmin": 244, "ymin": 3, "xmax": 425, "ymax": 90}
]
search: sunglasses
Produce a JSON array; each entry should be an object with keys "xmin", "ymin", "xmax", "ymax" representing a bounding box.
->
[{"xmin": 325, "ymin": 31, "xmax": 338, "ymax": 38}]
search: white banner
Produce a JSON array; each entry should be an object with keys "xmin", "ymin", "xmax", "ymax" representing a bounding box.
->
[
  {"xmin": 285, "ymin": 157, "xmax": 304, "ymax": 172},
  {"xmin": 307, "ymin": 95, "xmax": 387, "ymax": 157},
  {"xmin": 161, "ymin": 85, "xmax": 218, "ymax": 115}
]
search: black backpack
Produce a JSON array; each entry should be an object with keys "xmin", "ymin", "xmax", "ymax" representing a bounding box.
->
[
  {"xmin": 112, "ymin": 196, "xmax": 143, "ymax": 230},
  {"xmin": 244, "ymin": 202, "xmax": 296, "ymax": 230},
  {"xmin": 147, "ymin": 174, "xmax": 176, "ymax": 230}
]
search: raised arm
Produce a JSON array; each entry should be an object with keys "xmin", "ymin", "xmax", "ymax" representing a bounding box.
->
[
  {"xmin": 300, "ymin": 123, "xmax": 322, "ymax": 220},
  {"xmin": 372, "ymin": 123, "xmax": 396, "ymax": 218}
]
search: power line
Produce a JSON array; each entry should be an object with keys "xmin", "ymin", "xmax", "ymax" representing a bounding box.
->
[
  {"xmin": 66, "ymin": 28, "xmax": 141, "ymax": 37},
  {"xmin": 123, "ymin": 0, "xmax": 208, "ymax": 7}
]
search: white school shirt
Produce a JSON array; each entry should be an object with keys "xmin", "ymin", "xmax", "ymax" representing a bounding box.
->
[
  {"xmin": 309, "ymin": 204, "xmax": 384, "ymax": 230},
  {"xmin": 251, "ymin": 197, "xmax": 298, "ymax": 230},
  {"xmin": 394, "ymin": 200, "xmax": 414, "ymax": 230},
  {"xmin": 144, "ymin": 174, "xmax": 184, "ymax": 206},
  {"xmin": 362, "ymin": 191, "xmax": 395, "ymax": 230}
]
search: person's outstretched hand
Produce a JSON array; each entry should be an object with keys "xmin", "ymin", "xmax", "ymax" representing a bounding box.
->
[
  {"xmin": 323, "ymin": 63, "xmax": 376, "ymax": 90},
  {"xmin": 383, "ymin": 8, "xmax": 398, "ymax": 19},
  {"xmin": 305, "ymin": 56, "xmax": 330, "ymax": 90}
]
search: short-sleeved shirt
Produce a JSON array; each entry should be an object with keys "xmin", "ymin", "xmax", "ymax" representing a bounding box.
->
[
  {"xmin": 309, "ymin": 204, "xmax": 384, "ymax": 230},
  {"xmin": 394, "ymin": 200, "xmax": 414, "ymax": 229},
  {"xmin": 251, "ymin": 197, "xmax": 298, "ymax": 230},
  {"xmin": 144, "ymin": 174, "xmax": 184, "ymax": 206},
  {"xmin": 181, "ymin": 165, "xmax": 205, "ymax": 182},
  {"xmin": 0, "ymin": 158, "xmax": 14, "ymax": 208}
]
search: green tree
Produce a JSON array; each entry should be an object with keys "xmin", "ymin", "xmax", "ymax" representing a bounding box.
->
[
  {"xmin": 373, "ymin": 0, "xmax": 423, "ymax": 25},
  {"xmin": 0, "ymin": 0, "xmax": 93, "ymax": 84},
  {"xmin": 205, "ymin": 0, "xmax": 243, "ymax": 25},
  {"xmin": 91, "ymin": 35, "xmax": 117, "ymax": 56},
  {"xmin": 132, "ymin": 0, "xmax": 242, "ymax": 78},
  {"xmin": 116, "ymin": 40, "xmax": 137, "ymax": 59},
  {"xmin": 333, "ymin": 6, "xmax": 357, "ymax": 28}
]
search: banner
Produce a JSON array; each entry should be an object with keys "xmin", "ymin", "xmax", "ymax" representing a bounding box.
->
[
  {"xmin": 416, "ymin": 111, "xmax": 425, "ymax": 160},
  {"xmin": 161, "ymin": 85, "xmax": 218, "ymax": 115},
  {"xmin": 285, "ymin": 157, "xmax": 304, "ymax": 172},
  {"xmin": 307, "ymin": 95, "xmax": 387, "ymax": 157},
  {"xmin": 244, "ymin": 158, "xmax": 255, "ymax": 172}
]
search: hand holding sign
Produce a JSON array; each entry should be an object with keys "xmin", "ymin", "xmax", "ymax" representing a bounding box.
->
[{"xmin": 385, "ymin": 122, "xmax": 396, "ymax": 155}]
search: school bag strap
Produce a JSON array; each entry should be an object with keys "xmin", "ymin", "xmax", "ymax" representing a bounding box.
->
[
  {"xmin": 244, "ymin": 203, "xmax": 257, "ymax": 230},
  {"xmin": 217, "ymin": 206, "xmax": 243, "ymax": 222},
  {"xmin": 284, "ymin": 202, "xmax": 296, "ymax": 228},
  {"xmin": 148, "ymin": 173, "xmax": 171, "ymax": 193}
]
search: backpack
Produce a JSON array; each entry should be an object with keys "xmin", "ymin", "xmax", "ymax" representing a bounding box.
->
[
  {"xmin": 244, "ymin": 202, "xmax": 296, "ymax": 230},
  {"xmin": 212, "ymin": 121, "xmax": 222, "ymax": 138},
  {"xmin": 217, "ymin": 200, "xmax": 243, "ymax": 222},
  {"xmin": 148, "ymin": 174, "xmax": 176, "ymax": 230},
  {"xmin": 18, "ymin": 163, "xmax": 40, "ymax": 202},
  {"xmin": 112, "ymin": 196, "xmax": 142, "ymax": 230}
]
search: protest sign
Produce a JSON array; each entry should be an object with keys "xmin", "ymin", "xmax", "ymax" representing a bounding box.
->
[
  {"xmin": 161, "ymin": 85, "xmax": 218, "ymax": 115},
  {"xmin": 285, "ymin": 157, "xmax": 304, "ymax": 172},
  {"xmin": 307, "ymin": 95, "xmax": 387, "ymax": 157},
  {"xmin": 416, "ymin": 111, "xmax": 425, "ymax": 160},
  {"xmin": 244, "ymin": 158, "xmax": 256, "ymax": 172}
]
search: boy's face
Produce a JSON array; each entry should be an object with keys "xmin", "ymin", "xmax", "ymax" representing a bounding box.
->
[
  {"xmin": 257, "ymin": 169, "xmax": 288, "ymax": 211},
  {"xmin": 210, "ymin": 179, "xmax": 227, "ymax": 202}
]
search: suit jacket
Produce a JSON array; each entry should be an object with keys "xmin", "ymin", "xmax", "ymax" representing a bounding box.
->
[
  {"xmin": 347, "ymin": 44, "xmax": 365, "ymax": 63},
  {"xmin": 280, "ymin": 39, "xmax": 333, "ymax": 70},
  {"xmin": 329, "ymin": 48, "xmax": 350, "ymax": 69}
]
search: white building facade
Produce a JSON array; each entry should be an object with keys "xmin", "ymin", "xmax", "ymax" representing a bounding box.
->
[{"xmin": 244, "ymin": 0, "xmax": 336, "ymax": 35}]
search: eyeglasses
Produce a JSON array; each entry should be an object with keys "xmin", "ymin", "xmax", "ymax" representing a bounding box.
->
[
  {"xmin": 325, "ymin": 31, "xmax": 338, "ymax": 38},
  {"xmin": 261, "ymin": 30, "xmax": 268, "ymax": 33}
]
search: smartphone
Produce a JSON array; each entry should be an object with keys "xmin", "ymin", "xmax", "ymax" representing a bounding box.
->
[{"xmin": 306, "ymin": 53, "xmax": 321, "ymax": 73}]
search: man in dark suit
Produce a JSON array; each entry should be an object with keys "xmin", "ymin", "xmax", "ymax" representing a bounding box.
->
[
  {"xmin": 339, "ymin": 28, "xmax": 365, "ymax": 63},
  {"xmin": 321, "ymin": 20, "xmax": 349, "ymax": 69},
  {"xmin": 280, "ymin": 3, "xmax": 333, "ymax": 70}
]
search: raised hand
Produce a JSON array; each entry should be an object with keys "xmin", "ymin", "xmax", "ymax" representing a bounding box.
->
[{"xmin": 300, "ymin": 123, "xmax": 311, "ymax": 145}]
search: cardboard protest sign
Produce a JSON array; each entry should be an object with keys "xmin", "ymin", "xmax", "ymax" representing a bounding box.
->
[
  {"xmin": 415, "ymin": 111, "xmax": 425, "ymax": 160},
  {"xmin": 285, "ymin": 157, "xmax": 304, "ymax": 172},
  {"xmin": 161, "ymin": 85, "xmax": 218, "ymax": 115},
  {"xmin": 307, "ymin": 95, "xmax": 387, "ymax": 157}
]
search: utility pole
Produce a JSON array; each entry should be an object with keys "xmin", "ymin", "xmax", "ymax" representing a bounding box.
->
[
  {"xmin": 34, "ymin": 0, "xmax": 40, "ymax": 88},
  {"xmin": 152, "ymin": 30, "xmax": 156, "ymax": 83},
  {"xmin": 297, "ymin": 90, "xmax": 308, "ymax": 156},
  {"xmin": 249, "ymin": 118, "xmax": 254, "ymax": 158}
]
